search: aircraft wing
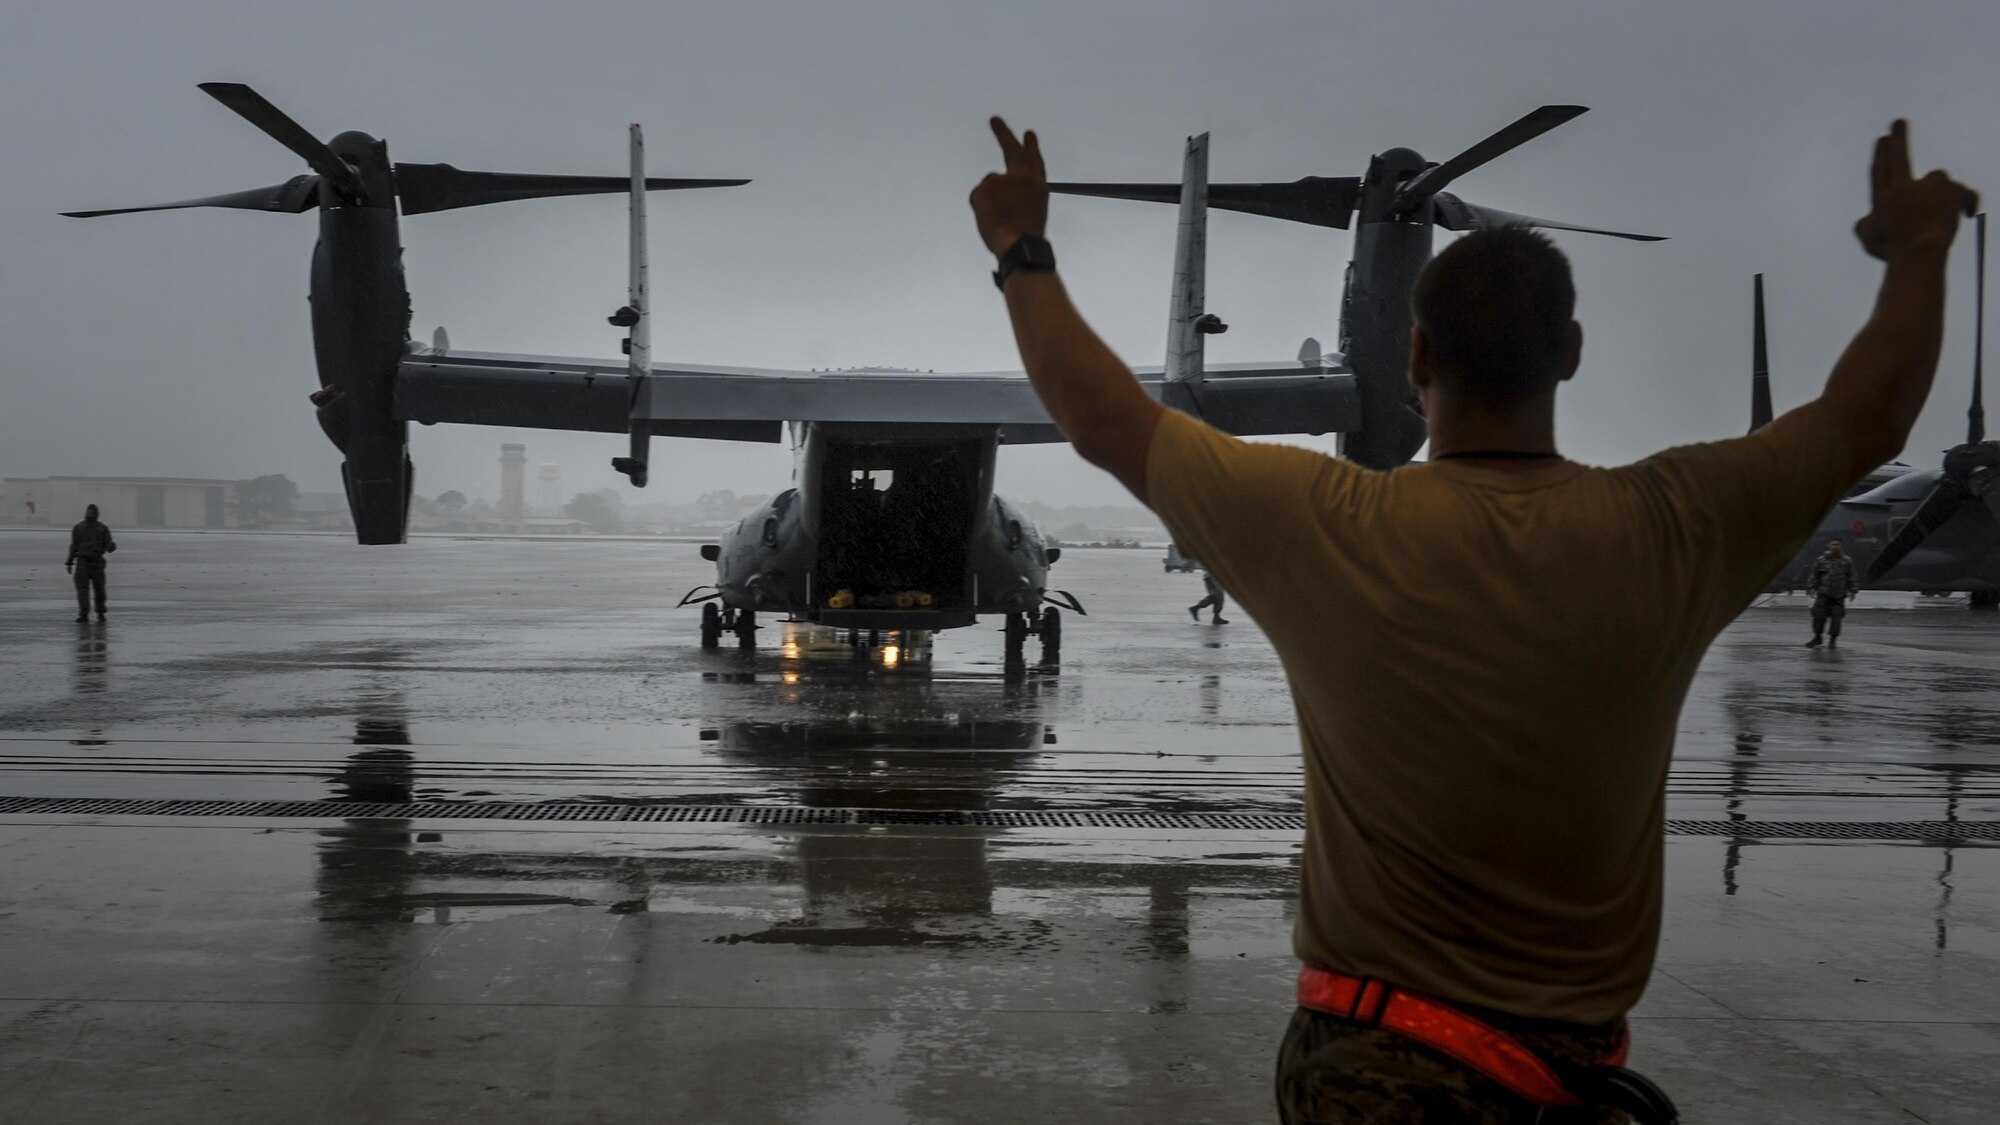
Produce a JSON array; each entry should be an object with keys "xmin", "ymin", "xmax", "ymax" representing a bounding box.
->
[{"xmin": 395, "ymin": 349, "xmax": 1358, "ymax": 444}]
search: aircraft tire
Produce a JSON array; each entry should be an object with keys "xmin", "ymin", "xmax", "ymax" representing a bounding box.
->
[
  {"xmin": 735, "ymin": 610, "xmax": 757, "ymax": 647},
  {"xmin": 1003, "ymin": 612, "xmax": 1028, "ymax": 662},
  {"xmin": 1039, "ymin": 606, "xmax": 1062, "ymax": 658},
  {"xmin": 700, "ymin": 603, "xmax": 722, "ymax": 649}
]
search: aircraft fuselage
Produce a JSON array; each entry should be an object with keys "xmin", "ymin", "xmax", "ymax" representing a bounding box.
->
[
  {"xmin": 1770, "ymin": 467, "xmax": 2000, "ymax": 593},
  {"xmin": 709, "ymin": 422, "xmax": 1054, "ymax": 631}
]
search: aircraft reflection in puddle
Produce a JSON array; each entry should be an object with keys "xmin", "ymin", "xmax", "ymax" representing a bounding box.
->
[
  {"xmin": 301, "ymin": 674, "xmax": 1246, "ymax": 963},
  {"xmin": 692, "ymin": 712, "xmax": 1064, "ymax": 948},
  {"xmin": 1716, "ymin": 675, "xmax": 1981, "ymax": 950},
  {"xmin": 315, "ymin": 686, "xmax": 424, "ymax": 925},
  {"xmin": 693, "ymin": 630, "xmax": 1053, "ymax": 945}
]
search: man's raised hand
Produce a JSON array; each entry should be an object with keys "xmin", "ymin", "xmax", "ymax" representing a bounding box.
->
[
  {"xmin": 971, "ymin": 117, "xmax": 1049, "ymax": 258},
  {"xmin": 1855, "ymin": 120, "xmax": 1979, "ymax": 263}
]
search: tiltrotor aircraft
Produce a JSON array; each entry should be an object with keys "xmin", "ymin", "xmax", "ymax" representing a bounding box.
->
[
  {"xmin": 69, "ymin": 87, "xmax": 1657, "ymax": 657},
  {"xmin": 1748, "ymin": 218, "xmax": 2000, "ymax": 606}
]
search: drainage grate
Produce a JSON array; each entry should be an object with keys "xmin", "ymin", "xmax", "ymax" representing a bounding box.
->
[
  {"xmin": 1662, "ymin": 819, "xmax": 2000, "ymax": 840},
  {"xmin": 0, "ymin": 795, "xmax": 1996, "ymax": 840}
]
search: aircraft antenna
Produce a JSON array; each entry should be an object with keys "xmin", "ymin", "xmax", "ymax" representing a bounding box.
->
[
  {"xmin": 1972, "ymin": 212, "xmax": 1985, "ymax": 445},
  {"xmin": 1750, "ymin": 273, "xmax": 1772, "ymax": 432}
]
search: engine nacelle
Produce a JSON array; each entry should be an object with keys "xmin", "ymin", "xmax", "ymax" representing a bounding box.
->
[{"xmin": 307, "ymin": 145, "xmax": 414, "ymax": 545}]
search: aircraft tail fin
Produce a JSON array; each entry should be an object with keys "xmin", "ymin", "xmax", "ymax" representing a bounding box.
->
[
  {"xmin": 1750, "ymin": 273, "xmax": 1772, "ymax": 433},
  {"xmin": 612, "ymin": 124, "xmax": 653, "ymax": 487},
  {"xmin": 1164, "ymin": 133, "xmax": 1223, "ymax": 383},
  {"xmin": 625, "ymin": 123, "xmax": 651, "ymax": 386}
]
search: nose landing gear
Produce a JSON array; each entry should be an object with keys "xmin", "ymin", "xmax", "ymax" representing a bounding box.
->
[
  {"xmin": 700, "ymin": 603, "xmax": 759, "ymax": 648},
  {"xmin": 1003, "ymin": 606, "xmax": 1062, "ymax": 667}
]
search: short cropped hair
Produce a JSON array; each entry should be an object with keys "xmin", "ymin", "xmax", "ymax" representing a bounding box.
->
[{"xmin": 1410, "ymin": 225, "xmax": 1576, "ymax": 407}]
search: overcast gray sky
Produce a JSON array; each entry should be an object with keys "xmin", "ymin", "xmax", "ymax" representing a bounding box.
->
[{"xmin": 5, "ymin": 0, "xmax": 1997, "ymax": 510}]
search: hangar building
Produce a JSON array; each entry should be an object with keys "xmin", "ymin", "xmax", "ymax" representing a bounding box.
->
[{"xmin": 1, "ymin": 476, "xmax": 239, "ymax": 529}]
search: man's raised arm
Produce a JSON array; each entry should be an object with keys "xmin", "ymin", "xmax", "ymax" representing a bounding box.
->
[
  {"xmin": 971, "ymin": 118, "xmax": 1165, "ymax": 505},
  {"xmin": 1816, "ymin": 120, "xmax": 1979, "ymax": 478}
]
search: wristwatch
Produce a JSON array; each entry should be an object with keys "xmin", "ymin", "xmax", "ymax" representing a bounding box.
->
[{"xmin": 992, "ymin": 234, "xmax": 1056, "ymax": 290}]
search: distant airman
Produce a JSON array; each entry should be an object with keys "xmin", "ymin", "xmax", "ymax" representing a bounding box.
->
[
  {"xmin": 65, "ymin": 503, "xmax": 117, "ymax": 623},
  {"xmin": 1805, "ymin": 538, "xmax": 1859, "ymax": 647},
  {"xmin": 1188, "ymin": 571, "xmax": 1228, "ymax": 624}
]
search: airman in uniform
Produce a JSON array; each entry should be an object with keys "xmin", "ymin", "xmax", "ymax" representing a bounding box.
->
[
  {"xmin": 1189, "ymin": 571, "xmax": 1229, "ymax": 624},
  {"xmin": 974, "ymin": 115, "xmax": 1975, "ymax": 1122},
  {"xmin": 65, "ymin": 503, "xmax": 117, "ymax": 622},
  {"xmin": 1805, "ymin": 538, "xmax": 1858, "ymax": 647}
]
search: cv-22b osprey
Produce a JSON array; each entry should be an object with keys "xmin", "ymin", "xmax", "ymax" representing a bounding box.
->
[
  {"xmin": 68, "ymin": 87, "xmax": 1656, "ymax": 659},
  {"xmin": 1747, "ymin": 221, "xmax": 2000, "ymax": 607}
]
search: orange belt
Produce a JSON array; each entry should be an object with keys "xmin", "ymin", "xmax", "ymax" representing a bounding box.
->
[{"xmin": 1296, "ymin": 965, "xmax": 1628, "ymax": 1108}]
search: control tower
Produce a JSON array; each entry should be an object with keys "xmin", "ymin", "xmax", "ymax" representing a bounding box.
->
[{"xmin": 500, "ymin": 444, "xmax": 527, "ymax": 523}]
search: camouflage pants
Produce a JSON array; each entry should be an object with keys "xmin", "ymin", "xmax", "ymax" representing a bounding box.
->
[
  {"xmin": 1274, "ymin": 1006, "xmax": 1629, "ymax": 1124},
  {"xmin": 1810, "ymin": 595, "xmax": 1846, "ymax": 637},
  {"xmin": 71, "ymin": 560, "xmax": 107, "ymax": 615}
]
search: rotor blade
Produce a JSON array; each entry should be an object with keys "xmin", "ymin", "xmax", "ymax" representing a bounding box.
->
[
  {"xmin": 1050, "ymin": 177, "xmax": 1360, "ymax": 229},
  {"xmin": 197, "ymin": 83, "xmax": 363, "ymax": 198},
  {"xmin": 1395, "ymin": 105, "xmax": 1588, "ymax": 212},
  {"xmin": 1431, "ymin": 192, "xmax": 1664, "ymax": 241},
  {"xmin": 393, "ymin": 164, "xmax": 750, "ymax": 216},
  {"xmin": 62, "ymin": 175, "xmax": 320, "ymax": 218},
  {"xmin": 1864, "ymin": 476, "xmax": 1974, "ymax": 581},
  {"xmin": 1972, "ymin": 212, "xmax": 1985, "ymax": 444}
]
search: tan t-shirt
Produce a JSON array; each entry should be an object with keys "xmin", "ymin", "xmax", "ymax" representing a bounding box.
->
[{"xmin": 1147, "ymin": 401, "xmax": 1853, "ymax": 1022}]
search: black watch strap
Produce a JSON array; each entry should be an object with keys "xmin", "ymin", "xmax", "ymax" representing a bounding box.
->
[{"xmin": 992, "ymin": 234, "xmax": 1056, "ymax": 290}]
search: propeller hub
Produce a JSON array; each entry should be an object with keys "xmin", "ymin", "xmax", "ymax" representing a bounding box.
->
[
  {"xmin": 327, "ymin": 130, "xmax": 381, "ymax": 159},
  {"xmin": 327, "ymin": 131, "xmax": 392, "ymax": 207},
  {"xmin": 1375, "ymin": 147, "xmax": 1429, "ymax": 184}
]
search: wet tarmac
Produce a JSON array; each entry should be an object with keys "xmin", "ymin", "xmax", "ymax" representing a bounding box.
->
[{"xmin": 1, "ymin": 529, "xmax": 1996, "ymax": 1122}]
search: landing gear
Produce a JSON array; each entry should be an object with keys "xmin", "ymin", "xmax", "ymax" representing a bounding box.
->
[
  {"xmin": 700, "ymin": 603, "xmax": 759, "ymax": 649},
  {"xmin": 1972, "ymin": 590, "xmax": 1999, "ymax": 612},
  {"xmin": 1004, "ymin": 611, "xmax": 1029, "ymax": 666},
  {"xmin": 1002, "ymin": 607, "xmax": 1062, "ymax": 668}
]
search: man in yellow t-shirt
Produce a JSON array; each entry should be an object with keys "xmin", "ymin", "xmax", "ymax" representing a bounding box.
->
[{"xmin": 971, "ymin": 118, "xmax": 1975, "ymax": 1122}]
